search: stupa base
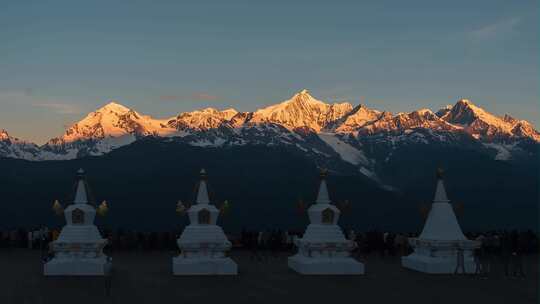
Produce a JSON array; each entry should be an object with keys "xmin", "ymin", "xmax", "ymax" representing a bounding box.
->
[
  {"xmin": 172, "ymin": 257, "xmax": 237, "ymax": 275},
  {"xmin": 288, "ymin": 255, "xmax": 364, "ymax": 275},
  {"xmin": 402, "ymin": 254, "xmax": 476, "ymax": 274},
  {"xmin": 44, "ymin": 257, "xmax": 112, "ymax": 276}
]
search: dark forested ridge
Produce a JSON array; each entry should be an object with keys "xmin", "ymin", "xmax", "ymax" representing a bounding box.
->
[{"xmin": 0, "ymin": 138, "xmax": 537, "ymax": 232}]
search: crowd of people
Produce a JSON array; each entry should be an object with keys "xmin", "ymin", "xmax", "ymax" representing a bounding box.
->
[
  {"xmin": 469, "ymin": 230, "xmax": 536, "ymax": 278},
  {"xmin": 0, "ymin": 227, "xmax": 537, "ymax": 278},
  {"xmin": 239, "ymin": 229, "xmax": 299, "ymax": 261}
]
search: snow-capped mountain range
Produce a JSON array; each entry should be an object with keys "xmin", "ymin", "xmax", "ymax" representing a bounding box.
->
[{"xmin": 1, "ymin": 89, "xmax": 539, "ymax": 177}]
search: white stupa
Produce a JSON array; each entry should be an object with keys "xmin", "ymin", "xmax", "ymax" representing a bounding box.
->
[
  {"xmin": 44, "ymin": 169, "xmax": 111, "ymax": 276},
  {"xmin": 172, "ymin": 169, "xmax": 237, "ymax": 275},
  {"xmin": 402, "ymin": 169, "xmax": 480, "ymax": 273},
  {"xmin": 288, "ymin": 170, "xmax": 364, "ymax": 275}
]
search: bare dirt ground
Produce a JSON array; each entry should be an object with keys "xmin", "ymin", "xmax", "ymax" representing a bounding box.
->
[{"xmin": 0, "ymin": 249, "xmax": 537, "ymax": 304}]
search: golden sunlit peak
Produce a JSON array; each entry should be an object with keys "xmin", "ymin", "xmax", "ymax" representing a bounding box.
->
[
  {"xmin": 106, "ymin": 100, "xmax": 121, "ymax": 105},
  {"xmin": 97, "ymin": 101, "xmax": 131, "ymax": 113}
]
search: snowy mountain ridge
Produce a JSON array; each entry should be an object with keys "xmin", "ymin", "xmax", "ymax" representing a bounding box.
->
[{"xmin": 1, "ymin": 90, "xmax": 538, "ymax": 172}]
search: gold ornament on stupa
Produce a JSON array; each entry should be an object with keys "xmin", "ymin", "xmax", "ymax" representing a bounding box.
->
[
  {"xmin": 52, "ymin": 200, "xmax": 63, "ymax": 216},
  {"xmin": 220, "ymin": 200, "xmax": 230, "ymax": 216},
  {"xmin": 419, "ymin": 203, "xmax": 431, "ymax": 219},
  {"xmin": 453, "ymin": 201, "xmax": 464, "ymax": 217},
  {"xmin": 97, "ymin": 200, "xmax": 109, "ymax": 216},
  {"xmin": 297, "ymin": 198, "xmax": 306, "ymax": 214},
  {"xmin": 176, "ymin": 200, "xmax": 186, "ymax": 214}
]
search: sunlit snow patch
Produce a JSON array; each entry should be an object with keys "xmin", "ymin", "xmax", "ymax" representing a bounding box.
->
[
  {"xmin": 318, "ymin": 133, "xmax": 369, "ymax": 165},
  {"xmin": 483, "ymin": 143, "xmax": 514, "ymax": 161}
]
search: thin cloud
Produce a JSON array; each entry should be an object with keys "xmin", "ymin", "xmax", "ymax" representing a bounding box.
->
[
  {"xmin": 159, "ymin": 93, "xmax": 219, "ymax": 102},
  {"xmin": 33, "ymin": 103, "xmax": 83, "ymax": 114},
  {"xmin": 159, "ymin": 95, "xmax": 182, "ymax": 101},
  {"xmin": 327, "ymin": 96, "xmax": 366, "ymax": 105},
  {"xmin": 192, "ymin": 93, "xmax": 218, "ymax": 101},
  {"xmin": 0, "ymin": 90, "xmax": 84, "ymax": 115},
  {"xmin": 468, "ymin": 17, "xmax": 521, "ymax": 40}
]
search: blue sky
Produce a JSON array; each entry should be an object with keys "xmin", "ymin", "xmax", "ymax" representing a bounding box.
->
[{"xmin": 0, "ymin": 0, "xmax": 538, "ymax": 144}]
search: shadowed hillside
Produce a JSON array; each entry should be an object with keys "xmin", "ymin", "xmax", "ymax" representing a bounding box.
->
[{"xmin": 0, "ymin": 138, "xmax": 537, "ymax": 232}]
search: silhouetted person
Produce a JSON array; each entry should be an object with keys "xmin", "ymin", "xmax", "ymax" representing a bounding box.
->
[
  {"xmin": 454, "ymin": 247, "xmax": 465, "ymax": 275},
  {"xmin": 501, "ymin": 233, "xmax": 512, "ymax": 277},
  {"xmin": 249, "ymin": 231, "xmax": 262, "ymax": 262},
  {"xmin": 473, "ymin": 246, "xmax": 482, "ymax": 276},
  {"xmin": 510, "ymin": 231, "xmax": 526, "ymax": 278},
  {"xmin": 480, "ymin": 247, "xmax": 490, "ymax": 278}
]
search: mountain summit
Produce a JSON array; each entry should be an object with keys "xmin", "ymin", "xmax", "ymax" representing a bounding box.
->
[
  {"xmin": 47, "ymin": 101, "xmax": 173, "ymax": 144},
  {"xmin": 250, "ymin": 89, "xmax": 352, "ymax": 131},
  {"xmin": 439, "ymin": 99, "xmax": 540, "ymax": 141},
  {"xmin": 0, "ymin": 129, "xmax": 43, "ymax": 160},
  {"xmin": 168, "ymin": 107, "xmax": 239, "ymax": 131}
]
